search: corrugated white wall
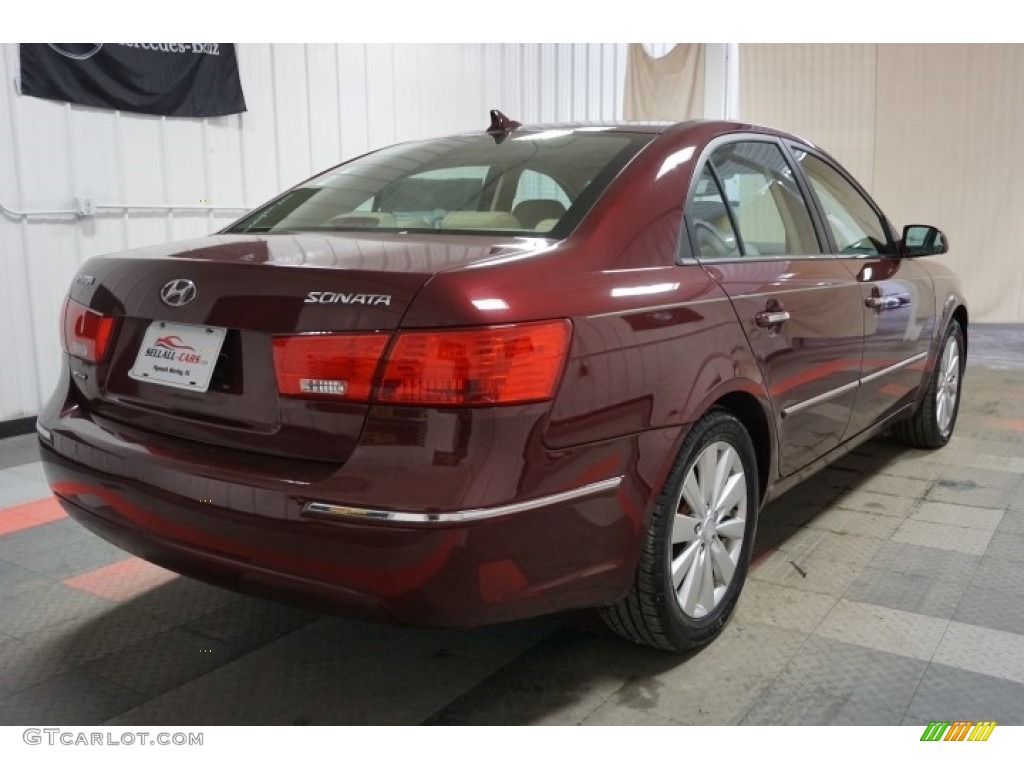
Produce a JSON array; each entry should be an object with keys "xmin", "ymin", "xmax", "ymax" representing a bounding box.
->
[{"xmin": 0, "ymin": 43, "xmax": 630, "ymax": 422}]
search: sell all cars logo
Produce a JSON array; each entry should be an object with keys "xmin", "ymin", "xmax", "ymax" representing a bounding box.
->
[
  {"xmin": 153, "ymin": 335, "xmax": 196, "ymax": 352},
  {"xmin": 160, "ymin": 279, "xmax": 197, "ymax": 308},
  {"xmin": 144, "ymin": 335, "xmax": 205, "ymax": 365}
]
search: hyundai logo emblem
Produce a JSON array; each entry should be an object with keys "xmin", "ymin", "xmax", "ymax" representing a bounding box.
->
[{"xmin": 160, "ymin": 279, "xmax": 197, "ymax": 308}]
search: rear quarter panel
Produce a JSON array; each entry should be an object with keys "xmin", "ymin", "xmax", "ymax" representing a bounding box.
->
[{"xmin": 401, "ymin": 123, "xmax": 776, "ymax": 484}]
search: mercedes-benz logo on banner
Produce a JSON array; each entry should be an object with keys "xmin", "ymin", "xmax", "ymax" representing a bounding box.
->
[
  {"xmin": 47, "ymin": 44, "xmax": 104, "ymax": 61},
  {"xmin": 160, "ymin": 279, "xmax": 197, "ymax": 308}
]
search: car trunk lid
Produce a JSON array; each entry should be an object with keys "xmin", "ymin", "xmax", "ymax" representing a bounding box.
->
[{"xmin": 67, "ymin": 233, "xmax": 528, "ymax": 463}]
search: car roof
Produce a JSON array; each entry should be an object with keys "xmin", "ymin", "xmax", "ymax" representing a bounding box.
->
[{"xmin": 487, "ymin": 119, "xmax": 814, "ymax": 147}]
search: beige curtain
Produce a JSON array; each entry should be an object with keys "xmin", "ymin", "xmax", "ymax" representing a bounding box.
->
[
  {"xmin": 624, "ymin": 43, "xmax": 705, "ymax": 121},
  {"xmin": 741, "ymin": 43, "xmax": 1024, "ymax": 323}
]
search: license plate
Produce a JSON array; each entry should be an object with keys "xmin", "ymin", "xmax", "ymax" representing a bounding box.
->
[{"xmin": 129, "ymin": 321, "xmax": 227, "ymax": 393}]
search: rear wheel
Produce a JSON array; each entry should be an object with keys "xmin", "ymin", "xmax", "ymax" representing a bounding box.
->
[
  {"xmin": 894, "ymin": 319, "xmax": 964, "ymax": 449},
  {"xmin": 601, "ymin": 409, "xmax": 759, "ymax": 652}
]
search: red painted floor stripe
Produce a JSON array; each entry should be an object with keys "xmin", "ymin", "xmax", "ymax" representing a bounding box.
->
[
  {"xmin": 64, "ymin": 557, "xmax": 178, "ymax": 602},
  {"xmin": 0, "ymin": 497, "xmax": 66, "ymax": 535},
  {"xmin": 992, "ymin": 416, "xmax": 1024, "ymax": 432}
]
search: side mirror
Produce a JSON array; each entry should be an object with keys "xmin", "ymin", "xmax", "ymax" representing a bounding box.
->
[{"xmin": 902, "ymin": 224, "xmax": 948, "ymax": 258}]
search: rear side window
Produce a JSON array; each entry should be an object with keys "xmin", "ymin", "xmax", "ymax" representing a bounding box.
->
[
  {"xmin": 795, "ymin": 152, "xmax": 889, "ymax": 256},
  {"xmin": 691, "ymin": 141, "xmax": 820, "ymax": 258},
  {"xmin": 688, "ymin": 166, "xmax": 741, "ymax": 259}
]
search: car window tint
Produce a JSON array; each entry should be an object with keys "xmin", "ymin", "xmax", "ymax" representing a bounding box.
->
[
  {"xmin": 511, "ymin": 170, "xmax": 573, "ymax": 232},
  {"xmin": 795, "ymin": 152, "xmax": 888, "ymax": 256},
  {"xmin": 512, "ymin": 169, "xmax": 571, "ymax": 209},
  {"xmin": 709, "ymin": 142, "xmax": 821, "ymax": 257},
  {"xmin": 382, "ymin": 166, "xmax": 491, "ymax": 213},
  {"xmin": 227, "ymin": 132, "xmax": 651, "ymax": 238},
  {"xmin": 687, "ymin": 166, "xmax": 741, "ymax": 259}
]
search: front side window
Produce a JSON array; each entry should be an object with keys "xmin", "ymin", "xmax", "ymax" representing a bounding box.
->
[
  {"xmin": 698, "ymin": 141, "xmax": 821, "ymax": 258},
  {"xmin": 795, "ymin": 151, "xmax": 889, "ymax": 256},
  {"xmin": 228, "ymin": 131, "xmax": 651, "ymax": 238}
]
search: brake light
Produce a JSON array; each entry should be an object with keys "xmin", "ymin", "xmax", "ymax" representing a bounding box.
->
[
  {"xmin": 273, "ymin": 321, "xmax": 572, "ymax": 405},
  {"xmin": 61, "ymin": 298, "xmax": 116, "ymax": 363},
  {"xmin": 378, "ymin": 320, "xmax": 571, "ymax": 405},
  {"xmin": 273, "ymin": 333, "xmax": 389, "ymax": 400}
]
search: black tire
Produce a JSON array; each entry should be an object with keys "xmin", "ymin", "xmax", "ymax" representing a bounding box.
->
[
  {"xmin": 893, "ymin": 319, "xmax": 965, "ymax": 450},
  {"xmin": 601, "ymin": 408, "xmax": 759, "ymax": 652}
]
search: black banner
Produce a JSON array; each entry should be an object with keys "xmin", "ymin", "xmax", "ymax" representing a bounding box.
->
[{"xmin": 19, "ymin": 43, "xmax": 247, "ymax": 118}]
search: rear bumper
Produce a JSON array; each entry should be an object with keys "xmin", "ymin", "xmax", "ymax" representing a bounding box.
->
[{"xmin": 37, "ymin": 404, "xmax": 683, "ymax": 626}]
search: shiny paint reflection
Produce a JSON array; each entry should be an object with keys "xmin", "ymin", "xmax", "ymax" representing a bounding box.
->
[
  {"xmin": 846, "ymin": 256, "xmax": 936, "ymax": 435},
  {"xmin": 706, "ymin": 259, "xmax": 863, "ymax": 475}
]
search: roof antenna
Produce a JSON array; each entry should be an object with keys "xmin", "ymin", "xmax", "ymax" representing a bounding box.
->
[{"xmin": 487, "ymin": 109, "xmax": 521, "ymax": 144}]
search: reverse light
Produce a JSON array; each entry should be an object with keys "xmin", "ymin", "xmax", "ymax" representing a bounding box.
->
[
  {"xmin": 61, "ymin": 298, "xmax": 116, "ymax": 363},
  {"xmin": 273, "ymin": 333, "xmax": 388, "ymax": 400},
  {"xmin": 378, "ymin": 320, "xmax": 572, "ymax": 406}
]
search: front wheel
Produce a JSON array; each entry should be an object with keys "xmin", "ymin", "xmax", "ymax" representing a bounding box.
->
[
  {"xmin": 894, "ymin": 319, "xmax": 964, "ymax": 449},
  {"xmin": 601, "ymin": 409, "xmax": 759, "ymax": 652}
]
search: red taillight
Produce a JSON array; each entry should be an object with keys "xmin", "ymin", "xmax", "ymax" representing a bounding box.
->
[
  {"xmin": 378, "ymin": 320, "xmax": 572, "ymax": 405},
  {"xmin": 61, "ymin": 298, "xmax": 116, "ymax": 363},
  {"xmin": 273, "ymin": 333, "xmax": 389, "ymax": 400},
  {"xmin": 273, "ymin": 321, "xmax": 572, "ymax": 406}
]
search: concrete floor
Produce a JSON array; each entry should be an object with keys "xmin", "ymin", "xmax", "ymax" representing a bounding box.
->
[{"xmin": 1, "ymin": 324, "xmax": 1022, "ymax": 725}]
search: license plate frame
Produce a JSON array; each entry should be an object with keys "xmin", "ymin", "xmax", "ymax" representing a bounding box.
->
[{"xmin": 128, "ymin": 321, "xmax": 227, "ymax": 393}]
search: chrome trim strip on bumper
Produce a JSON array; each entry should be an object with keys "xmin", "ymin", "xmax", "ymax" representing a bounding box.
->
[
  {"xmin": 781, "ymin": 351, "xmax": 929, "ymax": 418},
  {"xmin": 302, "ymin": 476, "xmax": 624, "ymax": 525}
]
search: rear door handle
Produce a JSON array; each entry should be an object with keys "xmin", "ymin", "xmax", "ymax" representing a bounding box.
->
[{"xmin": 755, "ymin": 310, "xmax": 791, "ymax": 327}]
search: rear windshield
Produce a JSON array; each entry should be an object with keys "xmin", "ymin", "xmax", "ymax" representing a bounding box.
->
[{"xmin": 227, "ymin": 129, "xmax": 652, "ymax": 238}]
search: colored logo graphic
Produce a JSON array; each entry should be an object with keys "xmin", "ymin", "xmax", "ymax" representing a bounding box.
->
[
  {"xmin": 153, "ymin": 336, "xmax": 196, "ymax": 352},
  {"xmin": 920, "ymin": 720, "xmax": 997, "ymax": 742}
]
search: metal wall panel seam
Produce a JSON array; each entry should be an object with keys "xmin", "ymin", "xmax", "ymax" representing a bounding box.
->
[
  {"xmin": 114, "ymin": 111, "xmax": 130, "ymax": 250},
  {"xmin": 201, "ymin": 118, "xmax": 212, "ymax": 233},
  {"xmin": 269, "ymin": 44, "xmax": 282, "ymax": 192},
  {"xmin": 304, "ymin": 44, "xmax": 314, "ymax": 178},
  {"xmin": 158, "ymin": 115, "xmax": 172, "ymax": 243},
  {"xmin": 62, "ymin": 103, "xmax": 85, "ymax": 269},
  {"xmin": 3, "ymin": 63, "xmax": 42, "ymax": 414}
]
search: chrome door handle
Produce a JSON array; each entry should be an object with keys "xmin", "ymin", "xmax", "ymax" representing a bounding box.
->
[
  {"xmin": 865, "ymin": 294, "xmax": 907, "ymax": 311},
  {"xmin": 755, "ymin": 310, "xmax": 791, "ymax": 327}
]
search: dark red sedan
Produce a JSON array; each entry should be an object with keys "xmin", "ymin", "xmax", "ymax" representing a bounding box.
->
[{"xmin": 38, "ymin": 113, "xmax": 966, "ymax": 652}]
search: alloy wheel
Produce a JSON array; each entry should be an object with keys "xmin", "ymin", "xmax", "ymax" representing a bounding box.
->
[
  {"xmin": 936, "ymin": 333, "xmax": 961, "ymax": 435},
  {"xmin": 670, "ymin": 440, "xmax": 748, "ymax": 618}
]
